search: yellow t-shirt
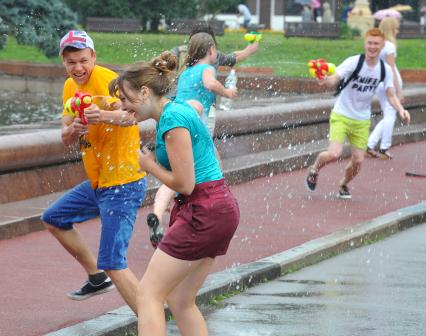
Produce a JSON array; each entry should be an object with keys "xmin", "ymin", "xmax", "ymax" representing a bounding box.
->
[{"xmin": 62, "ymin": 65, "xmax": 145, "ymax": 189}]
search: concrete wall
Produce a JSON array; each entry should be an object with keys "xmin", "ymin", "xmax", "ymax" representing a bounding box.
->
[{"xmin": 1, "ymin": 62, "xmax": 425, "ymax": 96}]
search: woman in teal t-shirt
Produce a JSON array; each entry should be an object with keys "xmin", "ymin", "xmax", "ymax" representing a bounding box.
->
[
  {"xmin": 109, "ymin": 51, "xmax": 240, "ymax": 336},
  {"xmin": 156, "ymin": 100, "xmax": 222, "ymax": 183}
]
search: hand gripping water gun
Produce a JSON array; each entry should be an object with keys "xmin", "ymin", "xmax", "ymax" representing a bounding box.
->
[
  {"xmin": 64, "ymin": 92, "xmax": 92, "ymax": 125},
  {"xmin": 307, "ymin": 59, "xmax": 336, "ymax": 79},
  {"xmin": 244, "ymin": 31, "xmax": 262, "ymax": 43}
]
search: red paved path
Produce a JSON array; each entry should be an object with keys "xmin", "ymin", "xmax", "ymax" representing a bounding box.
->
[{"xmin": 1, "ymin": 141, "xmax": 425, "ymax": 335}]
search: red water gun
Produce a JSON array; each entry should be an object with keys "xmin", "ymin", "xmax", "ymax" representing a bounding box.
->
[
  {"xmin": 307, "ymin": 59, "xmax": 336, "ymax": 79},
  {"xmin": 64, "ymin": 92, "xmax": 92, "ymax": 125}
]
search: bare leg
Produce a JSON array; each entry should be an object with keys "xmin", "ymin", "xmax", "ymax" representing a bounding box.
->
[
  {"xmin": 339, "ymin": 147, "xmax": 365, "ymax": 186},
  {"xmin": 44, "ymin": 223, "xmax": 99, "ymax": 275},
  {"xmin": 152, "ymin": 184, "xmax": 176, "ymax": 225},
  {"xmin": 167, "ymin": 258, "xmax": 214, "ymax": 336},
  {"xmin": 106, "ymin": 268, "xmax": 139, "ymax": 314},
  {"xmin": 137, "ymin": 249, "xmax": 214, "ymax": 336},
  {"xmin": 311, "ymin": 141, "xmax": 343, "ymax": 172}
]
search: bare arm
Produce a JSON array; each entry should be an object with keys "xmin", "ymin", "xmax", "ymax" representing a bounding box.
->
[
  {"xmin": 138, "ymin": 128, "xmax": 195, "ymax": 195},
  {"xmin": 234, "ymin": 42, "xmax": 259, "ymax": 63},
  {"xmin": 61, "ymin": 115, "xmax": 87, "ymax": 146},
  {"xmin": 318, "ymin": 72, "xmax": 342, "ymax": 88},
  {"xmin": 386, "ymin": 87, "xmax": 410, "ymax": 124},
  {"xmin": 84, "ymin": 104, "xmax": 138, "ymax": 126},
  {"xmin": 202, "ymin": 67, "xmax": 237, "ymax": 99},
  {"xmin": 100, "ymin": 109, "xmax": 137, "ymax": 126}
]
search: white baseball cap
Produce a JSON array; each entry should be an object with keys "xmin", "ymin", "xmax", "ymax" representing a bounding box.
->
[{"xmin": 59, "ymin": 30, "xmax": 95, "ymax": 56}]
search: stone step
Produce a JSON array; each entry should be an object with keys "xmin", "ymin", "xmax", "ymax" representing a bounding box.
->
[{"xmin": 1, "ymin": 122, "xmax": 425, "ymax": 241}]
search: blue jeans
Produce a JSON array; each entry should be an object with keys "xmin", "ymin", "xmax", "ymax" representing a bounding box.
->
[{"xmin": 41, "ymin": 178, "xmax": 147, "ymax": 270}]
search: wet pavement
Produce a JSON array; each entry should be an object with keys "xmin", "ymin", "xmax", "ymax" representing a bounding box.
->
[
  {"xmin": 1, "ymin": 141, "xmax": 425, "ymax": 335},
  {"xmin": 167, "ymin": 223, "xmax": 426, "ymax": 336}
]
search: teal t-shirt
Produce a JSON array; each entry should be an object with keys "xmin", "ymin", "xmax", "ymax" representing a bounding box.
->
[
  {"xmin": 176, "ymin": 63, "xmax": 216, "ymax": 117},
  {"xmin": 155, "ymin": 100, "xmax": 223, "ymax": 184}
]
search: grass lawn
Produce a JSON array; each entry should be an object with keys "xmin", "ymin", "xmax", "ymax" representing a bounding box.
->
[{"xmin": 0, "ymin": 31, "xmax": 425, "ymax": 77}]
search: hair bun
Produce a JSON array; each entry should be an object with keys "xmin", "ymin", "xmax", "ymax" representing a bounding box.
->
[{"xmin": 152, "ymin": 51, "xmax": 177, "ymax": 74}]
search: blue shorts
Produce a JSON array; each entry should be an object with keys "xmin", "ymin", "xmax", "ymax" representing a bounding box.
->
[{"xmin": 41, "ymin": 178, "xmax": 147, "ymax": 270}]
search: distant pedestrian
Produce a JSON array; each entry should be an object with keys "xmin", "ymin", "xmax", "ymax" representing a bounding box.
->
[
  {"xmin": 311, "ymin": 0, "xmax": 321, "ymax": 22},
  {"xmin": 41, "ymin": 31, "xmax": 147, "ymax": 312},
  {"xmin": 367, "ymin": 17, "xmax": 407, "ymax": 160},
  {"xmin": 237, "ymin": 3, "xmax": 252, "ymax": 30},
  {"xmin": 341, "ymin": 1, "xmax": 354, "ymax": 23},
  {"xmin": 301, "ymin": 5, "xmax": 313, "ymax": 22},
  {"xmin": 322, "ymin": 2, "xmax": 333, "ymax": 23},
  {"xmin": 109, "ymin": 51, "xmax": 240, "ymax": 335},
  {"xmin": 300, "ymin": 5, "xmax": 312, "ymax": 22},
  {"xmin": 305, "ymin": 28, "xmax": 409, "ymax": 199}
]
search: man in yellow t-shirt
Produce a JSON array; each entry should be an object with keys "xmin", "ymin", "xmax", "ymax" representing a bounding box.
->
[{"xmin": 41, "ymin": 31, "xmax": 146, "ymax": 313}]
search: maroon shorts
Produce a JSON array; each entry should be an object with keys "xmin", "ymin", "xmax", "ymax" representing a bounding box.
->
[{"xmin": 158, "ymin": 179, "xmax": 240, "ymax": 260}]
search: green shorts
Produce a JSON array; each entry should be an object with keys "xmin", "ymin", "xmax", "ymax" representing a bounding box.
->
[{"xmin": 329, "ymin": 112, "xmax": 371, "ymax": 150}]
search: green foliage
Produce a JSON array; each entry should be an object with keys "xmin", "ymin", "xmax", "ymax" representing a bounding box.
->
[
  {"xmin": 138, "ymin": 0, "xmax": 198, "ymax": 20},
  {"xmin": 136, "ymin": 0, "xmax": 198, "ymax": 31},
  {"xmin": 63, "ymin": 0, "xmax": 198, "ymax": 29},
  {"xmin": 0, "ymin": 36, "xmax": 54, "ymax": 63},
  {"xmin": 339, "ymin": 23, "xmax": 361, "ymax": 40},
  {"xmin": 198, "ymin": 0, "xmax": 240, "ymax": 17},
  {"xmin": 1, "ymin": 32, "xmax": 426, "ymax": 77},
  {"xmin": 0, "ymin": 0, "xmax": 77, "ymax": 57},
  {"xmin": 0, "ymin": 17, "xmax": 7, "ymax": 50},
  {"xmin": 63, "ymin": 0, "xmax": 135, "ymax": 23}
]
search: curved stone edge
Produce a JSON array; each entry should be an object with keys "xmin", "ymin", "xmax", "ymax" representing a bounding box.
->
[
  {"xmin": 2, "ymin": 87, "xmax": 426, "ymax": 173},
  {"xmin": 44, "ymin": 201, "xmax": 426, "ymax": 336}
]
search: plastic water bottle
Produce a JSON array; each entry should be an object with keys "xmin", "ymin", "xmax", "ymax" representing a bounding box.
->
[{"xmin": 219, "ymin": 69, "xmax": 237, "ymax": 111}]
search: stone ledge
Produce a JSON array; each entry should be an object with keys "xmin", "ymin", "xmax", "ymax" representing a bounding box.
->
[
  {"xmin": 400, "ymin": 69, "xmax": 426, "ymax": 83},
  {"xmin": 1, "ymin": 124, "xmax": 425, "ymax": 240}
]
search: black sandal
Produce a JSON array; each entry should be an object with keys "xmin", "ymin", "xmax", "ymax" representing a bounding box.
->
[{"xmin": 305, "ymin": 168, "xmax": 318, "ymax": 191}]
